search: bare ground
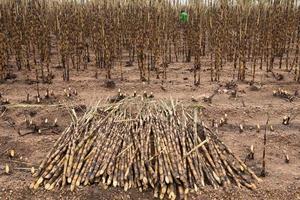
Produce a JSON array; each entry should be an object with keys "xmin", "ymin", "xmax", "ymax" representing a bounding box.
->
[{"xmin": 0, "ymin": 60, "xmax": 300, "ymax": 199}]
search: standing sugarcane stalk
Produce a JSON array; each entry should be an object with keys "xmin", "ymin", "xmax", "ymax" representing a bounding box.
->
[{"xmin": 1, "ymin": 0, "xmax": 300, "ymax": 85}]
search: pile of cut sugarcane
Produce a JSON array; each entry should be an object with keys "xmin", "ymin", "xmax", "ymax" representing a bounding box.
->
[{"xmin": 31, "ymin": 96, "xmax": 261, "ymax": 199}]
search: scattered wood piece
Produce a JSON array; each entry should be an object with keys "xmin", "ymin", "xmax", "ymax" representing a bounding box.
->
[
  {"xmin": 283, "ymin": 150, "xmax": 290, "ymax": 164},
  {"xmin": 250, "ymin": 145, "xmax": 255, "ymax": 159},
  {"xmin": 245, "ymin": 145, "xmax": 255, "ymax": 162},
  {"xmin": 9, "ymin": 150, "xmax": 15, "ymax": 158},
  {"xmin": 5, "ymin": 164, "xmax": 10, "ymax": 174},
  {"xmin": 256, "ymin": 124, "xmax": 260, "ymax": 133},
  {"xmin": 239, "ymin": 124, "xmax": 244, "ymax": 133},
  {"xmin": 282, "ymin": 116, "xmax": 290, "ymax": 125},
  {"xmin": 148, "ymin": 92, "xmax": 154, "ymax": 99},
  {"xmin": 191, "ymin": 96, "xmax": 198, "ymax": 102}
]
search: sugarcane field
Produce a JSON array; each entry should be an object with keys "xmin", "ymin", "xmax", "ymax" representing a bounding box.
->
[{"xmin": 1, "ymin": 0, "xmax": 300, "ymax": 199}]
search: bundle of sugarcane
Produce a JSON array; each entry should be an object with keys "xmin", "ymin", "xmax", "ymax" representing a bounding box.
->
[
  {"xmin": 273, "ymin": 88, "xmax": 295, "ymax": 102},
  {"xmin": 31, "ymin": 97, "xmax": 261, "ymax": 199}
]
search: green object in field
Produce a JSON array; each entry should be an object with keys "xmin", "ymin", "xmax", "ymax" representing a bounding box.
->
[{"xmin": 180, "ymin": 11, "xmax": 188, "ymax": 23}]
